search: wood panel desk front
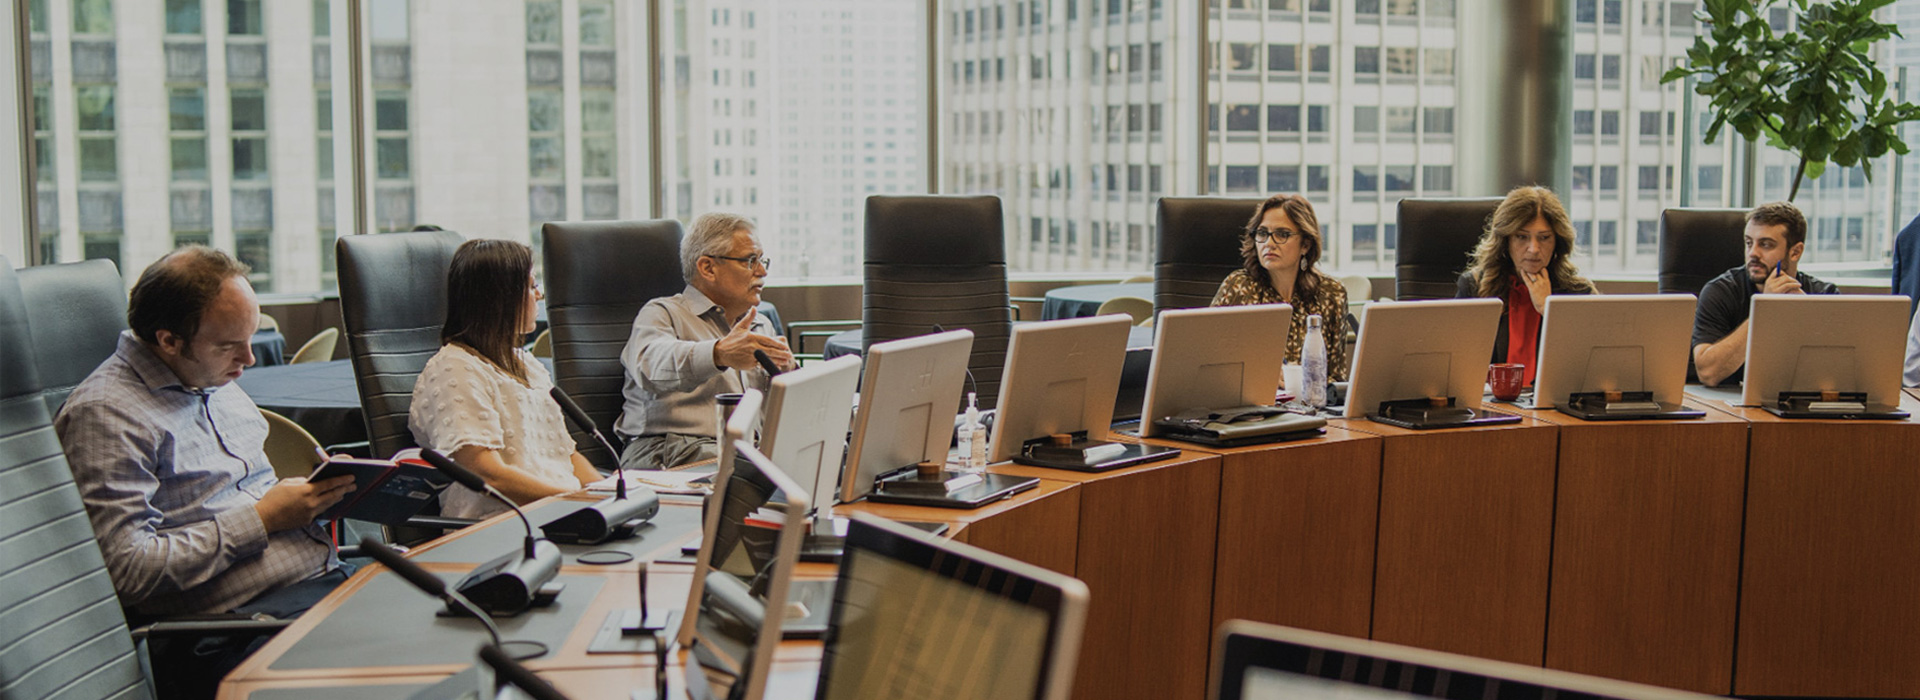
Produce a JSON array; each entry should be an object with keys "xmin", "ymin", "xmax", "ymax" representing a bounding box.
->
[
  {"xmin": 1336, "ymin": 411, "xmax": 1559, "ymax": 666},
  {"xmin": 1515, "ymin": 400, "xmax": 1747, "ymax": 694},
  {"xmin": 1692, "ymin": 392, "xmax": 1920, "ymax": 698},
  {"xmin": 988, "ymin": 445, "xmax": 1222, "ymax": 700}
]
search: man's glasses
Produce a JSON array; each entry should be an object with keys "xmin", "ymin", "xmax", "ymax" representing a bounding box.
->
[
  {"xmin": 1248, "ymin": 227, "xmax": 1298, "ymax": 244},
  {"xmin": 706, "ymin": 253, "xmax": 772, "ymax": 271}
]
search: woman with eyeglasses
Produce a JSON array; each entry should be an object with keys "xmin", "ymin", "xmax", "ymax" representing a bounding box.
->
[
  {"xmin": 1455, "ymin": 185, "xmax": 1596, "ymax": 386},
  {"xmin": 408, "ymin": 239, "xmax": 602, "ymax": 518},
  {"xmin": 1210, "ymin": 194, "xmax": 1351, "ymax": 381}
]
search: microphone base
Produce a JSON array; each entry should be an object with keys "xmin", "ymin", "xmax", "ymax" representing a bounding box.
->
[
  {"xmin": 448, "ymin": 539, "xmax": 564, "ymax": 616},
  {"xmin": 540, "ymin": 492, "xmax": 661, "ymax": 545}
]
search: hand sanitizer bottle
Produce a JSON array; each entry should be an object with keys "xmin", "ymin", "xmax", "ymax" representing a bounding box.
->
[
  {"xmin": 962, "ymin": 392, "xmax": 987, "ymax": 473},
  {"xmin": 1302, "ymin": 314, "xmax": 1328, "ymax": 410}
]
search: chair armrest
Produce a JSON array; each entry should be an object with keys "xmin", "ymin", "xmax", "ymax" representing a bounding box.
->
[
  {"xmin": 405, "ymin": 515, "xmax": 481, "ymax": 531},
  {"xmin": 130, "ymin": 615, "xmax": 293, "ymax": 641},
  {"xmin": 783, "ymin": 319, "xmax": 861, "ymax": 354},
  {"xmin": 321, "ymin": 440, "xmax": 372, "ymax": 459}
]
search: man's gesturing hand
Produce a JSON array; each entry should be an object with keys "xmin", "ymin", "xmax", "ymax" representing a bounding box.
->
[{"xmin": 713, "ymin": 307, "xmax": 795, "ymax": 372}]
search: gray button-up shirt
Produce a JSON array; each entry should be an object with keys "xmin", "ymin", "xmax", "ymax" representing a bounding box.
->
[
  {"xmin": 614, "ymin": 286, "xmax": 773, "ymax": 441},
  {"xmin": 56, "ymin": 331, "xmax": 336, "ymax": 617}
]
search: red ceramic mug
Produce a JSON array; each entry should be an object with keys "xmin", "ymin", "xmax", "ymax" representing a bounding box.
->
[{"xmin": 1488, "ymin": 363, "xmax": 1526, "ymax": 402}]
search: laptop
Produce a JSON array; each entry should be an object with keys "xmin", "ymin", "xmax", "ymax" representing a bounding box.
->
[
  {"xmin": 1533, "ymin": 295, "xmax": 1704, "ymax": 421},
  {"xmin": 1211, "ymin": 620, "xmax": 1717, "ymax": 700},
  {"xmin": 812, "ymin": 514, "xmax": 1091, "ymax": 700},
  {"xmin": 677, "ymin": 391, "xmax": 834, "ymax": 647},
  {"xmin": 843, "ymin": 330, "xmax": 1040, "ymax": 508},
  {"xmin": 1742, "ymin": 295, "xmax": 1911, "ymax": 419},
  {"xmin": 990, "ymin": 315, "xmax": 1179, "ymax": 471},
  {"xmin": 681, "ymin": 435, "xmax": 811, "ymax": 700}
]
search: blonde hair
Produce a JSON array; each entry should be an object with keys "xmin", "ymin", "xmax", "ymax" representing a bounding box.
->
[{"xmin": 1464, "ymin": 186, "xmax": 1594, "ymax": 298}]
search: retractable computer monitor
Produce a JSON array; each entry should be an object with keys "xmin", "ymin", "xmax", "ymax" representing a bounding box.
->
[
  {"xmin": 1138, "ymin": 305, "xmax": 1291, "ymax": 437},
  {"xmin": 1342, "ymin": 299, "xmax": 1503, "ymax": 419},
  {"xmin": 1532, "ymin": 294, "xmax": 1696, "ymax": 408},
  {"xmin": 814, "ymin": 514, "xmax": 1091, "ymax": 700},
  {"xmin": 1210, "ymin": 620, "xmax": 1717, "ymax": 700},
  {"xmin": 762, "ymin": 355, "xmax": 862, "ymax": 514},
  {"xmin": 1741, "ymin": 295, "xmax": 1911, "ymax": 408},
  {"xmin": 682, "ymin": 420, "xmax": 808, "ymax": 700},
  {"xmin": 840, "ymin": 330, "xmax": 974, "ymax": 503},
  {"xmin": 988, "ymin": 314, "xmax": 1133, "ymax": 463},
  {"xmin": 677, "ymin": 389, "xmax": 768, "ymax": 647}
]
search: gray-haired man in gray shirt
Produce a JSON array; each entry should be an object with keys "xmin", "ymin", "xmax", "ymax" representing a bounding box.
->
[{"xmin": 615, "ymin": 213, "xmax": 795, "ymax": 469}]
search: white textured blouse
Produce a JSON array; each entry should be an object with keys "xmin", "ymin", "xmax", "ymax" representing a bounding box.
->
[{"xmin": 409, "ymin": 344, "xmax": 583, "ymax": 519}]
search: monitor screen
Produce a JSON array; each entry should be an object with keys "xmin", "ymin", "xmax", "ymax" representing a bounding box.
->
[
  {"xmin": 1139, "ymin": 305, "xmax": 1291, "ymax": 436},
  {"xmin": 988, "ymin": 314, "xmax": 1133, "ymax": 462},
  {"xmin": 842, "ymin": 330, "xmax": 974, "ymax": 502},
  {"xmin": 1533, "ymin": 295, "xmax": 1696, "ymax": 408},
  {"xmin": 816, "ymin": 515, "xmax": 1090, "ymax": 700},
  {"xmin": 1343, "ymin": 299, "xmax": 1503, "ymax": 418},
  {"xmin": 1213, "ymin": 621, "xmax": 1715, "ymax": 700},
  {"xmin": 1741, "ymin": 294, "xmax": 1910, "ymax": 408},
  {"xmin": 762, "ymin": 354, "xmax": 862, "ymax": 514}
]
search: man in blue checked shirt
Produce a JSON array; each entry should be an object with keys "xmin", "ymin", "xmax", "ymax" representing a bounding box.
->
[{"xmin": 55, "ymin": 246, "xmax": 356, "ymax": 696}]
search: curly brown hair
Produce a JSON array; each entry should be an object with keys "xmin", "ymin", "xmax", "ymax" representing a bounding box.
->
[
  {"xmin": 1238, "ymin": 194, "xmax": 1332, "ymax": 307},
  {"xmin": 1464, "ymin": 186, "xmax": 1595, "ymax": 298}
]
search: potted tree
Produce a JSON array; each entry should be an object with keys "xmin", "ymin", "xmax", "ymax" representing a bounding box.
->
[{"xmin": 1663, "ymin": 0, "xmax": 1920, "ymax": 200}]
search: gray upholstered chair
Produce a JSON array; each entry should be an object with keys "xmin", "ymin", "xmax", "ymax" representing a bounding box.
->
[
  {"xmin": 541, "ymin": 219, "xmax": 686, "ymax": 471},
  {"xmin": 1395, "ymin": 197, "xmax": 1503, "ymax": 300},
  {"xmin": 863, "ymin": 195, "xmax": 1011, "ymax": 410},
  {"xmin": 15, "ymin": 259, "xmax": 126, "ymax": 413},
  {"xmin": 1153, "ymin": 196, "xmax": 1264, "ymax": 312}
]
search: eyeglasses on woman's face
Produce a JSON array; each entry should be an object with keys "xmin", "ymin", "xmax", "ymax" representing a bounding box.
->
[{"xmin": 1249, "ymin": 227, "xmax": 1298, "ymax": 244}]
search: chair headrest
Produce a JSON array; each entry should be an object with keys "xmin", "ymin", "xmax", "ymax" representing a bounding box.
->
[
  {"xmin": 0, "ymin": 258, "xmax": 44, "ymax": 400},
  {"xmin": 336, "ymin": 230, "xmax": 465, "ymax": 334},
  {"xmin": 1155, "ymin": 197, "xmax": 1266, "ymax": 267},
  {"xmin": 541, "ymin": 219, "xmax": 685, "ymax": 308},
  {"xmin": 864, "ymin": 195, "xmax": 1005, "ymax": 265}
]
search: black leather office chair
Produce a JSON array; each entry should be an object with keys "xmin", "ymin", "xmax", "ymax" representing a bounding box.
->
[
  {"xmin": 863, "ymin": 195, "xmax": 1012, "ymax": 410},
  {"xmin": 1659, "ymin": 208, "xmax": 1748, "ymax": 296},
  {"xmin": 16, "ymin": 259, "xmax": 127, "ymax": 414},
  {"xmin": 1395, "ymin": 197, "xmax": 1504, "ymax": 300},
  {"xmin": 337, "ymin": 230, "xmax": 463, "ymax": 460},
  {"xmin": 1154, "ymin": 196, "xmax": 1265, "ymax": 312},
  {"xmin": 542, "ymin": 219, "xmax": 685, "ymax": 472}
]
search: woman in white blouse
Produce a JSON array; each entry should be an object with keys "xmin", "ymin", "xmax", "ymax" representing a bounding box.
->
[{"xmin": 409, "ymin": 239, "xmax": 602, "ymax": 519}]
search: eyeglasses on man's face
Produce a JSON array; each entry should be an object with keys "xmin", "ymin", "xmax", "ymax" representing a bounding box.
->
[
  {"xmin": 706, "ymin": 253, "xmax": 773, "ymax": 271},
  {"xmin": 1248, "ymin": 227, "xmax": 1298, "ymax": 244}
]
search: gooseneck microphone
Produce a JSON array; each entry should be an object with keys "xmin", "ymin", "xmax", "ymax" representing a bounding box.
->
[
  {"xmin": 420, "ymin": 448, "xmax": 564, "ymax": 615},
  {"xmin": 542, "ymin": 386, "xmax": 660, "ymax": 544},
  {"xmin": 753, "ymin": 349, "xmax": 784, "ymax": 377},
  {"xmin": 361, "ymin": 537, "xmax": 549, "ymax": 660},
  {"xmin": 479, "ymin": 644, "xmax": 573, "ymax": 700},
  {"xmin": 422, "ymin": 448, "xmax": 541, "ymax": 558}
]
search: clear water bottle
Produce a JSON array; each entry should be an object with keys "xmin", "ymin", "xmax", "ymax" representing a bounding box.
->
[
  {"xmin": 1301, "ymin": 314, "xmax": 1328, "ymax": 409},
  {"xmin": 960, "ymin": 392, "xmax": 988, "ymax": 473}
]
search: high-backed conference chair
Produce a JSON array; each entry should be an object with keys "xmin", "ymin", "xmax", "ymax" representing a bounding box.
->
[
  {"xmin": 15, "ymin": 259, "xmax": 126, "ymax": 413},
  {"xmin": 337, "ymin": 229, "xmax": 463, "ymax": 459},
  {"xmin": 1154, "ymin": 196, "xmax": 1263, "ymax": 312},
  {"xmin": 1659, "ymin": 208, "xmax": 1748, "ymax": 297},
  {"xmin": 542, "ymin": 219, "xmax": 686, "ymax": 472},
  {"xmin": 0, "ymin": 258, "xmax": 151, "ymax": 700},
  {"xmin": 863, "ymin": 195, "xmax": 1012, "ymax": 410},
  {"xmin": 1395, "ymin": 197, "xmax": 1503, "ymax": 300}
]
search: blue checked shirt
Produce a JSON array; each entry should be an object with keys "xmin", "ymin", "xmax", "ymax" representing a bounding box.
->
[{"xmin": 55, "ymin": 332, "xmax": 337, "ymax": 617}]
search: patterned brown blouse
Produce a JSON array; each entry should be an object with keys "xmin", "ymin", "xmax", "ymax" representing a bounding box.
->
[{"xmin": 1209, "ymin": 269, "xmax": 1352, "ymax": 381}]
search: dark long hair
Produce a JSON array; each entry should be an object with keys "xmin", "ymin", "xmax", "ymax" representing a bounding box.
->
[
  {"xmin": 1238, "ymin": 194, "xmax": 1330, "ymax": 306},
  {"xmin": 442, "ymin": 239, "xmax": 533, "ymax": 383}
]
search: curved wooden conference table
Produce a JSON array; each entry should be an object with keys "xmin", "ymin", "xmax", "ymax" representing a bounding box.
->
[{"xmin": 223, "ymin": 386, "xmax": 1920, "ymax": 700}]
